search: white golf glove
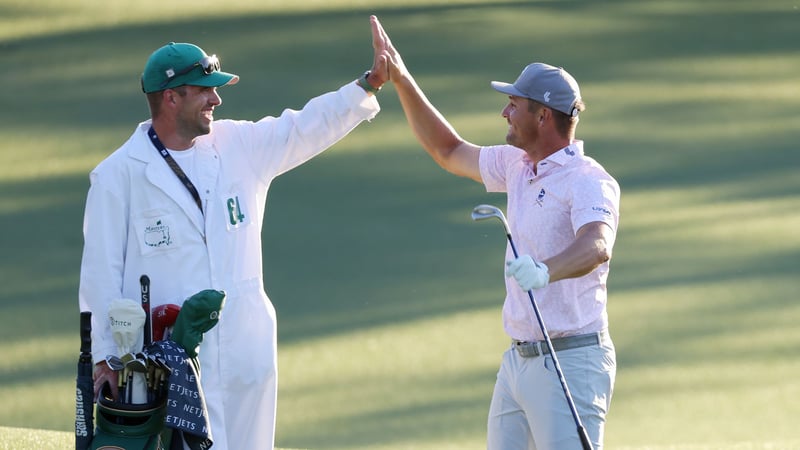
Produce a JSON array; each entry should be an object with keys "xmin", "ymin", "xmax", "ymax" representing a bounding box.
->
[{"xmin": 505, "ymin": 255, "xmax": 550, "ymax": 291}]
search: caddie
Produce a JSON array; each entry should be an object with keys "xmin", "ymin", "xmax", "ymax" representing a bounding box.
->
[{"xmin": 79, "ymin": 17, "xmax": 391, "ymax": 450}]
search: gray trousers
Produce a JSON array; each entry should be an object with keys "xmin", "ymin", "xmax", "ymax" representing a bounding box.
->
[{"xmin": 487, "ymin": 332, "xmax": 616, "ymax": 450}]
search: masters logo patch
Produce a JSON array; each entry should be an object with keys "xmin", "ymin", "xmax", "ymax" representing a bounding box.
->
[{"xmin": 144, "ymin": 219, "xmax": 172, "ymax": 248}]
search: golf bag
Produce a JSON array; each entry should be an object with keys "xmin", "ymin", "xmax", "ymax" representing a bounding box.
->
[
  {"xmin": 90, "ymin": 388, "xmax": 169, "ymax": 450},
  {"xmin": 81, "ymin": 288, "xmax": 225, "ymax": 450}
]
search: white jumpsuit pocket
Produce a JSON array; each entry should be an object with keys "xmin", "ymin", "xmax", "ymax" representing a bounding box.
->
[{"xmin": 133, "ymin": 209, "xmax": 180, "ymax": 257}]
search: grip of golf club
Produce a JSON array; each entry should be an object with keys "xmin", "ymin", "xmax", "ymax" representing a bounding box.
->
[
  {"xmin": 79, "ymin": 311, "xmax": 92, "ymax": 357},
  {"xmin": 140, "ymin": 275, "xmax": 151, "ymax": 347}
]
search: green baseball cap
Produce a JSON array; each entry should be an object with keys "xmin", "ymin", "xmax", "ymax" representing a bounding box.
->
[{"xmin": 141, "ymin": 42, "xmax": 239, "ymax": 93}]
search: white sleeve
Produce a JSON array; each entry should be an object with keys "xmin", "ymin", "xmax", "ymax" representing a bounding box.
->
[
  {"xmin": 216, "ymin": 81, "xmax": 380, "ymax": 183},
  {"xmin": 79, "ymin": 170, "xmax": 128, "ymax": 363}
]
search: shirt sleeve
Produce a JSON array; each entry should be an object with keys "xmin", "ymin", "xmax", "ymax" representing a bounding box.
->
[
  {"xmin": 570, "ymin": 166, "xmax": 620, "ymax": 234},
  {"xmin": 79, "ymin": 169, "xmax": 129, "ymax": 363},
  {"xmin": 479, "ymin": 145, "xmax": 514, "ymax": 193}
]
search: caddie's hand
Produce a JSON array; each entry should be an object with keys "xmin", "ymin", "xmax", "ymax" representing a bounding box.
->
[
  {"xmin": 370, "ymin": 15, "xmax": 409, "ymax": 83},
  {"xmin": 93, "ymin": 361, "xmax": 119, "ymax": 402},
  {"xmin": 505, "ymin": 255, "xmax": 550, "ymax": 291},
  {"xmin": 365, "ymin": 15, "xmax": 390, "ymax": 91}
]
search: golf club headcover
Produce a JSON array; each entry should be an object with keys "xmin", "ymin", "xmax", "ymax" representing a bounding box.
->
[
  {"xmin": 152, "ymin": 303, "xmax": 181, "ymax": 342},
  {"xmin": 108, "ymin": 298, "xmax": 146, "ymax": 354},
  {"xmin": 505, "ymin": 255, "xmax": 550, "ymax": 291},
  {"xmin": 171, "ymin": 290, "xmax": 226, "ymax": 358}
]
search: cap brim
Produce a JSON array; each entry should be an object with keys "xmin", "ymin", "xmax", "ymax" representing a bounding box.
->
[
  {"xmin": 490, "ymin": 81, "xmax": 524, "ymax": 97},
  {"xmin": 189, "ymin": 71, "xmax": 240, "ymax": 88}
]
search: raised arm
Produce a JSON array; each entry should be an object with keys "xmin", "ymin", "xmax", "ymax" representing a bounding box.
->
[{"xmin": 371, "ymin": 16, "xmax": 482, "ymax": 183}]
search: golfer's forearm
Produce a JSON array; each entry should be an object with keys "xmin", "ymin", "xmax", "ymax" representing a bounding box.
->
[
  {"xmin": 545, "ymin": 248, "xmax": 606, "ymax": 282},
  {"xmin": 545, "ymin": 223, "xmax": 613, "ymax": 282}
]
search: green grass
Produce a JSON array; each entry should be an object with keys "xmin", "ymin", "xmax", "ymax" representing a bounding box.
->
[{"xmin": 1, "ymin": 0, "xmax": 799, "ymax": 448}]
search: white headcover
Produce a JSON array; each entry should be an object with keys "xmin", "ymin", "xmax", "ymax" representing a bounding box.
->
[{"xmin": 109, "ymin": 298, "xmax": 146, "ymax": 354}]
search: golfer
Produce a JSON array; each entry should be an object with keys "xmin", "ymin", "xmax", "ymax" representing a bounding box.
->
[
  {"xmin": 373, "ymin": 18, "xmax": 619, "ymax": 449},
  {"xmin": 79, "ymin": 17, "xmax": 390, "ymax": 450}
]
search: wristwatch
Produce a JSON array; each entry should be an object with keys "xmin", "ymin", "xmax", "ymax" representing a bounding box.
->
[{"xmin": 356, "ymin": 71, "xmax": 380, "ymax": 94}]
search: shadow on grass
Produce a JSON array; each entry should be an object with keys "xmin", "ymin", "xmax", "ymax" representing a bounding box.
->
[{"xmin": 275, "ymin": 368, "xmax": 497, "ymax": 448}]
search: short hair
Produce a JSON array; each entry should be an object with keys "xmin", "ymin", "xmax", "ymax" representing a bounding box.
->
[
  {"xmin": 528, "ymin": 98, "xmax": 585, "ymax": 138},
  {"xmin": 145, "ymin": 86, "xmax": 188, "ymax": 118}
]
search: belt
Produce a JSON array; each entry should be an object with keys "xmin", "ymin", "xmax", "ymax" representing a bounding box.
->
[{"xmin": 512, "ymin": 330, "xmax": 606, "ymax": 358}]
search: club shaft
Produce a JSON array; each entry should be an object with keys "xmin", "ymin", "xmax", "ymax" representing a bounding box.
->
[{"xmin": 505, "ymin": 232, "xmax": 593, "ymax": 450}]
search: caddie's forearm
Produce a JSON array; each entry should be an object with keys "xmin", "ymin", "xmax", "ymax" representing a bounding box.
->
[{"xmin": 393, "ymin": 74, "xmax": 464, "ymax": 165}]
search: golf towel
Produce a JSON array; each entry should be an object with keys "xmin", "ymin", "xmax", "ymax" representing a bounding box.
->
[{"xmin": 148, "ymin": 340, "xmax": 213, "ymax": 450}]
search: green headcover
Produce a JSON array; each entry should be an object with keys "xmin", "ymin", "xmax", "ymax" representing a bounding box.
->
[{"xmin": 170, "ymin": 289, "xmax": 226, "ymax": 358}]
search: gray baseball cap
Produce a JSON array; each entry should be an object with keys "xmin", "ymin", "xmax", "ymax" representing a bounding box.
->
[{"xmin": 491, "ymin": 63, "xmax": 581, "ymax": 117}]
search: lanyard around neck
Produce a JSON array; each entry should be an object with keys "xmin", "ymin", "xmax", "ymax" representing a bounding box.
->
[{"xmin": 147, "ymin": 126, "xmax": 204, "ymax": 215}]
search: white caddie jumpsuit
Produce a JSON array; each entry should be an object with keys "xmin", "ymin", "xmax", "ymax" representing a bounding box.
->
[{"xmin": 79, "ymin": 81, "xmax": 379, "ymax": 449}]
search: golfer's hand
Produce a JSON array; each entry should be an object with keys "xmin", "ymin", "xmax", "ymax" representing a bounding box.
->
[
  {"xmin": 93, "ymin": 361, "xmax": 119, "ymax": 402},
  {"xmin": 506, "ymin": 255, "xmax": 550, "ymax": 291},
  {"xmin": 370, "ymin": 15, "xmax": 409, "ymax": 84}
]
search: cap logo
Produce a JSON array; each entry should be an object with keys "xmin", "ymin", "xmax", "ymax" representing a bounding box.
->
[
  {"xmin": 543, "ymin": 91, "xmax": 551, "ymax": 103},
  {"xmin": 165, "ymin": 68, "xmax": 175, "ymax": 78}
]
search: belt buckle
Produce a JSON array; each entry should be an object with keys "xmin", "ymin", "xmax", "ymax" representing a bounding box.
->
[{"xmin": 514, "ymin": 340, "xmax": 541, "ymax": 358}]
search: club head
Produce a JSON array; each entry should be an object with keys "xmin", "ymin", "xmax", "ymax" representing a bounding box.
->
[
  {"xmin": 471, "ymin": 204, "xmax": 511, "ymax": 235},
  {"xmin": 104, "ymin": 355, "xmax": 124, "ymax": 371},
  {"xmin": 120, "ymin": 352, "xmax": 135, "ymax": 365},
  {"xmin": 126, "ymin": 354, "xmax": 148, "ymax": 373}
]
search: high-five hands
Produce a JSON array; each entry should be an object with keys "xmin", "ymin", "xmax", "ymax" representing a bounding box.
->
[
  {"xmin": 365, "ymin": 15, "xmax": 391, "ymax": 91},
  {"xmin": 506, "ymin": 255, "xmax": 550, "ymax": 291},
  {"xmin": 370, "ymin": 15, "xmax": 409, "ymax": 84}
]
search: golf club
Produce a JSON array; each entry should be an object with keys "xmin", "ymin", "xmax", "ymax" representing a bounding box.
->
[
  {"xmin": 104, "ymin": 355, "xmax": 124, "ymax": 372},
  {"xmin": 471, "ymin": 204, "xmax": 593, "ymax": 450},
  {"xmin": 75, "ymin": 311, "xmax": 94, "ymax": 450},
  {"xmin": 126, "ymin": 353, "xmax": 149, "ymax": 404},
  {"xmin": 108, "ymin": 298, "xmax": 146, "ymax": 404}
]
